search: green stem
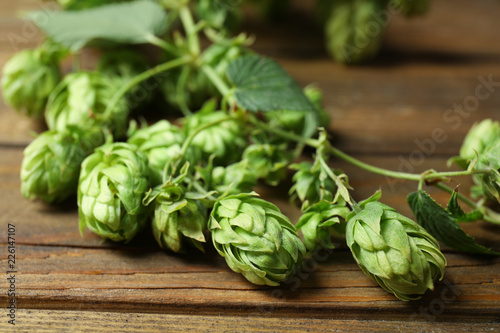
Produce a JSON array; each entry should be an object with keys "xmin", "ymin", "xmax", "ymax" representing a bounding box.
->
[
  {"xmin": 146, "ymin": 34, "xmax": 179, "ymax": 56},
  {"xmin": 250, "ymin": 118, "xmax": 319, "ymax": 147},
  {"xmin": 104, "ymin": 56, "xmax": 192, "ymax": 118},
  {"xmin": 200, "ymin": 65, "xmax": 232, "ymax": 98},
  {"xmin": 327, "ymin": 146, "xmax": 491, "ymax": 182},
  {"xmin": 179, "ymin": 5, "xmax": 200, "ymax": 56},
  {"xmin": 176, "ymin": 66, "xmax": 193, "ymax": 116}
]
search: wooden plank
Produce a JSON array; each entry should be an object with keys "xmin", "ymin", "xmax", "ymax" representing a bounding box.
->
[{"xmin": 2, "ymin": 309, "xmax": 499, "ymax": 333}]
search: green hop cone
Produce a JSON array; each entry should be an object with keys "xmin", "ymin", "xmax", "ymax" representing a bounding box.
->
[
  {"xmin": 321, "ymin": 0, "xmax": 389, "ymax": 64},
  {"xmin": 128, "ymin": 120, "xmax": 188, "ymax": 186},
  {"xmin": 392, "ymin": 0, "xmax": 431, "ymax": 17},
  {"xmin": 208, "ymin": 193, "xmax": 306, "ymax": 286},
  {"xmin": 472, "ymin": 140, "xmax": 500, "ymax": 202},
  {"xmin": 182, "ymin": 102, "xmax": 247, "ymax": 165},
  {"xmin": 289, "ymin": 161, "xmax": 340, "ymax": 209},
  {"xmin": 454, "ymin": 119, "xmax": 500, "ymax": 169},
  {"xmin": 242, "ymin": 143, "xmax": 293, "ymax": 186},
  {"xmin": 296, "ymin": 200, "xmax": 351, "ymax": 252},
  {"xmin": 211, "ymin": 159, "xmax": 258, "ymax": 195},
  {"xmin": 345, "ymin": 193, "xmax": 447, "ymax": 301},
  {"xmin": 144, "ymin": 180, "xmax": 207, "ymax": 253},
  {"xmin": 46, "ymin": 71, "xmax": 129, "ymax": 138},
  {"xmin": 1, "ymin": 48, "xmax": 60, "ymax": 117},
  {"xmin": 78, "ymin": 142, "xmax": 150, "ymax": 242},
  {"xmin": 20, "ymin": 126, "xmax": 106, "ymax": 203}
]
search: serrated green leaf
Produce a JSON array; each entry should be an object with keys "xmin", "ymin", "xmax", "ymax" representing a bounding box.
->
[
  {"xmin": 226, "ymin": 54, "xmax": 316, "ymax": 113},
  {"xmin": 28, "ymin": 1, "xmax": 169, "ymax": 51},
  {"xmin": 447, "ymin": 189, "xmax": 483, "ymax": 223},
  {"xmin": 407, "ymin": 190, "xmax": 499, "ymax": 256}
]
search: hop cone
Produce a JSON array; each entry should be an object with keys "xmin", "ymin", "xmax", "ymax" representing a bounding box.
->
[
  {"xmin": 45, "ymin": 72, "xmax": 129, "ymax": 138},
  {"xmin": 321, "ymin": 0, "xmax": 388, "ymax": 64},
  {"xmin": 211, "ymin": 159, "xmax": 258, "ymax": 195},
  {"xmin": 128, "ymin": 120, "xmax": 186, "ymax": 185},
  {"xmin": 145, "ymin": 182, "xmax": 207, "ymax": 253},
  {"xmin": 392, "ymin": 0, "xmax": 431, "ymax": 17},
  {"xmin": 456, "ymin": 119, "xmax": 500, "ymax": 168},
  {"xmin": 20, "ymin": 126, "xmax": 106, "ymax": 203},
  {"xmin": 346, "ymin": 198, "xmax": 446, "ymax": 301},
  {"xmin": 242, "ymin": 143, "xmax": 293, "ymax": 186},
  {"xmin": 183, "ymin": 104, "xmax": 247, "ymax": 164},
  {"xmin": 78, "ymin": 143, "xmax": 150, "ymax": 242},
  {"xmin": 473, "ymin": 140, "xmax": 500, "ymax": 202},
  {"xmin": 296, "ymin": 200, "xmax": 350, "ymax": 252},
  {"xmin": 209, "ymin": 193, "xmax": 306, "ymax": 286},
  {"xmin": 289, "ymin": 161, "xmax": 339, "ymax": 209},
  {"xmin": 1, "ymin": 48, "xmax": 60, "ymax": 117}
]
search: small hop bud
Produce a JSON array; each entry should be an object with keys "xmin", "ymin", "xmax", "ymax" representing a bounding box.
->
[
  {"xmin": 183, "ymin": 104, "xmax": 247, "ymax": 164},
  {"xmin": 322, "ymin": 0, "xmax": 388, "ymax": 64},
  {"xmin": 296, "ymin": 200, "xmax": 351, "ymax": 252},
  {"xmin": 20, "ymin": 126, "xmax": 106, "ymax": 203},
  {"xmin": 242, "ymin": 143, "xmax": 293, "ymax": 186},
  {"xmin": 1, "ymin": 48, "xmax": 60, "ymax": 117},
  {"xmin": 346, "ymin": 196, "xmax": 447, "ymax": 301},
  {"xmin": 78, "ymin": 143, "xmax": 150, "ymax": 242},
  {"xmin": 289, "ymin": 161, "xmax": 340, "ymax": 209},
  {"xmin": 209, "ymin": 193, "xmax": 306, "ymax": 286},
  {"xmin": 392, "ymin": 0, "xmax": 431, "ymax": 17},
  {"xmin": 128, "ymin": 120, "xmax": 187, "ymax": 186},
  {"xmin": 45, "ymin": 72, "xmax": 129, "ymax": 138},
  {"xmin": 473, "ymin": 140, "xmax": 500, "ymax": 202},
  {"xmin": 145, "ymin": 182, "xmax": 207, "ymax": 253},
  {"xmin": 458, "ymin": 119, "xmax": 500, "ymax": 168},
  {"xmin": 211, "ymin": 160, "xmax": 258, "ymax": 195}
]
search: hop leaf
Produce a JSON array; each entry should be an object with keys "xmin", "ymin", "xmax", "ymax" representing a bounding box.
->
[
  {"xmin": 209, "ymin": 193, "xmax": 306, "ymax": 286},
  {"xmin": 2, "ymin": 48, "xmax": 61, "ymax": 117},
  {"xmin": 78, "ymin": 142, "xmax": 150, "ymax": 242},
  {"xmin": 346, "ymin": 193, "xmax": 447, "ymax": 301},
  {"xmin": 21, "ymin": 126, "xmax": 106, "ymax": 203},
  {"xmin": 45, "ymin": 71, "xmax": 129, "ymax": 138}
]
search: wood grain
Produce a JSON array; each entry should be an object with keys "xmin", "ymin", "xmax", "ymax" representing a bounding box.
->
[{"xmin": 1, "ymin": 0, "xmax": 500, "ymax": 331}]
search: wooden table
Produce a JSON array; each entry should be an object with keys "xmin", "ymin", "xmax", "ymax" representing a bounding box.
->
[{"xmin": 1, "ymin": 0, "xmax": 499, "ymax": 331}]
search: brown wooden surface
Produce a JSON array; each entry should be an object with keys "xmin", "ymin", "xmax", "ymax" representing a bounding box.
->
[{"xmin": 1, "ymin": 0, "xmax": 500, "ymax": 331}]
